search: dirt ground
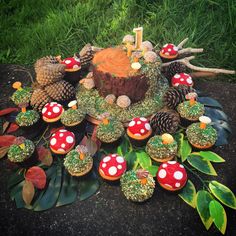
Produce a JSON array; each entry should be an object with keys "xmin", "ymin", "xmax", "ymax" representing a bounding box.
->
[{"xmin": 0, "ymin": 65, "xmax": 235, "ymax": 236}]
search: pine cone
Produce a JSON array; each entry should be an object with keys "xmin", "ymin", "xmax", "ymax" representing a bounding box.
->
[
  {"xmin": 78, "ymin": 44, "xmax": 94, "ymax": 68},
  {"xmin": 34, "ymin": 56, "xmax": 59, "ymax": 72},
  {"xmin": 162, "ymin": 62, "xmax": 186, "ymax": 81},
  {"xmin": 150, "ymin": 110, "xmax": 180, "ymax": 135},
  {"xmin": 44, "ymin": 80, "xmax": 75, "ymax": 101},
  {"xmin": 30, "ymin": 88, "xmax": 52, "ymax": 111},
  {"xmin": 163, "ymin": 85, "xmax": 195, "ymax": 109},
  {"xmin": 36, "ymin": 64, "xmax": 66, "ymax": 86}
]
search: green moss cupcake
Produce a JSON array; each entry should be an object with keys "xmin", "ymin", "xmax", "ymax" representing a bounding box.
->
[
  {"xmin": 64, "ymin": 145, "xmax": 93, "ymax": 176},
  {"xmin": 8, "ymin": 138, "xmax": 37, "ymax": 167},
  {"xmin": 16, "ymin": 110, "xmax": 40, "ymax": 127},
  {"xmin": 11, "ymin": 82, "xmax": 32, "ymax": 106},
  {"xmin": 186, "ymin": 116, "xmax": 217, "ymax": 149},
  {"xmin": 120, "ymin": 169, "xmax": 155, "ymax": 202},
  {"xmin": 96, "ymin": 117, "xmax": 124, "ymax": 144},
  {"xmin": 146, "ymin": 133, "xmax": 178, "ymax": 162}
]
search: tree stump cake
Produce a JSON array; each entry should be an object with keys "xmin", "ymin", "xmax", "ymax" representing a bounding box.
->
[{"xmin": 92, "ymin": 47, "xmax": 149, "ymax": 103}]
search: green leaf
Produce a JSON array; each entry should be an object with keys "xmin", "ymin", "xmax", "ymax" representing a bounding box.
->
[
  {"xmin": 209, "ymin": 181, "xmax": 236, "ymax": 210},
  {"xmin": 209, "ymin": 200, "xmax": 227, "ymax": 234},
  {"xmin": 79, "ymin": 170, "xmax": 100, "ymax": 201},
  {"xmin": 136, "ymin": 150, "xmax": 152, "ymax": 169},
  {"xmin": 117, "ymin": 146, "xmax": 123, "ymax": 156},
  {"xmin": 180, "ymin": 139, "xmax": 192, "ymax": 162},
  {"xmin": 120, "ymin": 136, "xmax": 130, "ymax": 156},
  {"xmin": 199, "ymin": 151, "xmax": 225, "ymax": 163},
  {"xmin": 8, "ymin": 170, "xmax": 25, "ymax": 190},
  {"xmin": 187, "ymin": 154, "xmax": 217, "ymax": 176},
  {"xmin": 178, "ymin": 180, "xmax": 196, "ymax": 208},
  {"xmin": 175, "ymin": 132, "xmax": 184, "ymax": 158},
  {"xmin": 146, "ymin": 165, "xmax": 158, "ymax": 177},
  {"xmin": 196, "ymin": 190, "xmax": 213, "ymax": 230},
  {"xmin": 125, "ymin": 151, "xmax": 137, "ymax": 170},
  {"xmin": 56, "ymin": 169, "xmax": 78, "ymax": 207}
]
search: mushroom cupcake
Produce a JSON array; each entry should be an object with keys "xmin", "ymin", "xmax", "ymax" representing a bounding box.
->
[
  {"xmin": 127, "ymin": 117, "xmax": 152, "ymax": 147},
  {"xmin": 50, "ymin": 129, "xmax": 75, "ymax": 155},
  {"xmin": 159, "ymin": 43, "xmax": 179, "ymax": 62},
  {"xmin": 60, "ymin": 100, "xmax": 85, "ymax": 132},
  {"xmin": 7, "ymin": 137, "xmax": 37, "ymax": 167},
  {"xmin": 146, "ymin": 133, "xmax": 178, "ymax": 162},
  {"xmin": 186, "ymin": 116, "xmax": 217, "ymax": 149},
  {"xmin": 171, "ymin": 73, "xmax": 193, "ymax": 87},
  {"xmin": 42, "ymin": 102, "xmax": 64, "ymax": 123},
  {"xmin": 120, "ymin": 169, "xmax": 155, "ymax": 202},
  {"xmin": 177, "ymin": 92, "xmax": 205, "ymax": 126},
  {"xmin": 64, "ymin": 145, "xmax": 93, "ymax": 176},
  {"xmin": 11, "ymin": 82, "xmax": 32, "ymax": 106},
  {"xmin": 99, "ymin": 154, "xmax": 127, "ymax": 181},
  {"xmin": 157, "ymin": 161, "xmax": 187, "ymax": 191}
]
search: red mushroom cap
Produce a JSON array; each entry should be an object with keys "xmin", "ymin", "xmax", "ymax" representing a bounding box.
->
[
  {"xmin": 99, "ymin": 154, "xmax": 127, "ymax": 180},
  {"xmin": 50, "ymin": 129, "xmax": 75, "ymax": 154},
  {"xmin": 61, "ymin": 56, "xmax": 81, "ymax": 72},
  {"xmin": 157, "ymin": 161, "xmax": 187, "ymax": 191},
  {"xmin": 127, "ymin": 117, "xmax": 152, "ymax": 140},
  {"xmin": 171, "ymin": 73, "xmax": 193, "ymax": 87},
  {"xmin": 42, "ymin": 102, "xmax": 64, "ymax": 122},
  {"xmin": 160, "ymin": 43, "xmax": 178, "ymax": 58}
]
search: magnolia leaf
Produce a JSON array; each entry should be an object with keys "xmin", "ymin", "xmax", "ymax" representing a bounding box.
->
[
  {"xmin": 213, "ymin": 124, "xmax": 230, "ymax": 146},
  {"xmin": 199, "ymin": 151, "xmax": 225, "ymax": 163},
  {"xmin": 196, "ymin": 190, "xmax": 213, "ymax": 230},
  {"xmin": 0, "ymin": 107, "xmax": 19, "ymax": 116},
  {"xmin": 25, "ymin": 166, "xmax": 47, "ymax": 189},
  {"xmin": 37, "ymin": 146, "xmax": 53, "ymax": 166},
  {"xmin": 146, "ymin": 165, "xmax": 158, "ymax": 177},
  {"xmin": 209, "ymin": 181, "xmax": 236, "ymax": 210},
  {"xmin": 187, "ymin": 154, "xmax": 217, "ymax": 176},
  {"xmin": 0, "ymin": 146, "xmax": 9, "ymax": 159},
  {"xmin": 6, "ymin": 122, "xmax": 19, "ymax": 133},
  {"xmin": 2, "ymin": 121, "xmax": 10, "ymax": 134},
  {"xmin": 86, "ymin": 137, "xmax": 98, "ymax": 156},
  {"xmin": 204, "ymin": 107, "xmax": 228, "ymax": 122},
  {"xmin": 180, "ymin": 139, "xmax": 192, "ymax": 162},
  {"xmin": 209, "ymin": 200, "xmax": 227, "ymax": 234},
  {"xmin": 8, "ymin": 170, "xmax": 25, "ymax": 190},
  {"xmin": 0, "ymin": 135, "xmax": 16, "ymax": 147},
  {"xmin": 22, "ymin": 180, "xmax": 35, "ymax": 206},
  {"xmin": 178, "ymin": 180, "xmax": 196, "ymax": 208},
  {"xmin": 136, "ymin": 150, "xmax": 152, "ymax": 169},
  {"xmin": 125, "ymin": 151, "xmax": 137, "ymax": 170},
  {"xmin": 198, "ymin": 97, "xmax": 223, "ymax": 109},
  {"xmin": 212, "ymin": 120, "xmax": 231, "ymax": 134}
]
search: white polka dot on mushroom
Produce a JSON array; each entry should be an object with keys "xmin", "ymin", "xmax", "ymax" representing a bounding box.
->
[
  {"xmin": 102, "ymin": 163, "xmax": 107, "ymax": 168},
  {"xmin": 61, "ymin": 143, "xmax": 66, "ymax": 148},
  {"xmin": 65, "ymin": 60, "xmax": 71, "ymax": 64},
  {"xmin": 140, "ymin": 129, "xmax": 145, "ymax": 134},
  {"xmin": 73, "ymin": 64, "xmax": 79, "ymax": 69},
  {"xmin": 163, "ymin": 44, "xmax": 168, "ymax": 47},
  {"xmin": 129, "ymin": 121, "xmax": 135, "ymax": 127},
  {"xmin": 53, "ymin": 106, "xmax": 60, "ymax": 113},
  {"xmin": 174, "ymin": 171, "xmax": 183, "ymax": 180},
  {"xmin": 179, "ymin": 164, "xmax": 184, "ymax": 168},
  {"xmin": 103, "ymin": 156, "xmax": 111, "ymax": 162},
  {"xmin": 175, "ymin": 182, "xmax": 181, "ymax": 188},
  {"xmin": 48, "ymin": 112, "xmax": 52, "ymax": 116},
  {"xmin": 134, "ymin": 133, "xmax": 141, "ymax": 136},
  {"xmin": 75, "ymin": 57, "xmax": 80, "ymax": 62},
  {"xmin": 117, "ymin": 165, "xmax": 122, "ymax": 170},
  {"xmin": 116, "ymin": 156, "xmax": 124, "ymax": 163},
  {"xmin": 42, "ymin": 108, "xmax": 47, "ymax": 114},
  {"xmin": 66, "ymin": 136, "xmax": 74, "ymax": 144},
  {"xmin": 174, "ymin": 74, "xmax": 180, "ymax": 79},
  {"xmin": 158, "ymin": 169, "xmax": 167, "ymax": 178},
  {"xmin": 173, "ymin": 46, "xmax": 178, "ymax": 51},
  {"xmin": 112, "ymin": 154, "xmax": 117, "ymax": 157},
  {"xmin": 59, "ymin": 133, "xmax": 64, "ymax": 137},
  {"xmin": 174, "ymin": 83, "xmax": 179, "ymax": 86},
  {"xmin": 162, "ymin": 164, "xmax": 167, "ymax": 168},
  {"xmin": 187, "ymin": 78, "xmax": 193, "ymax": 84},
  {"xmin": 50, "ymin": 138, "xmax": 57, "ymax": 145},
  {"xmin": 165, "ymin": 184, "xmax": 172, "ymax": 189},
  {"xmin": 168, "ymin": 161, "xmax": 176, "ymax": 164},
  {"xmin": 145, "ymin": 123, "xmax": 151, "ymax": 131},
  {"xmin": 58, "ymin": 148, "xmax": 65, "ymax": 152},
  {"xmin": 180, "ymin": 78, "xmax": 184, "ymax": 81},
  {"xmin": 137, "ymin": 121, "xmax": 141, "ymax": 125},
  {"xmin": 168, "ymin": 48, "xmax": 171, "ymax": 52},
  {"xmin": 165, "ymin": 52, "xmax": 170, "ymax": 56},
  {"xmin": 59, "ymin": 129, "xmax": 67, "ymax": 132},
  {"xmin": 108, "ymin": 166, "xmax": 117, "ymax": 176},
  {"xmin": 140, "ymin": 117, "xmax": 147, "ymax": 122}
]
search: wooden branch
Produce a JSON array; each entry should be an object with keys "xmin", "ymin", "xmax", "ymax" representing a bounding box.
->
[
  {"xmin": 177, "ymin": 38, "xmax": 189, "ymax": 49},
  {"xmin": 91, "ymin": 46, "xmax": 103, "ymax": 52},
  {"xmin": 190, "ymin": 72, "xmax": 217, "ymax": 78},
  {"xmin": 162, "ymin": 56, "xmax": 235, "ymax": 75},
  {"xmin": 179, "ymin": 48, "xmax": 204, "ymax": 55}
]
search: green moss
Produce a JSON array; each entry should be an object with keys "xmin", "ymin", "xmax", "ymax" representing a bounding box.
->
[
  {"xmin": 61, "ymin": 108, "xmax": 85, "ymax": 126},
  {"xmin": 177, "ymin": 101, "xmax": 205, "ymax": 120},
  {"xmin": 11, "ymin": 87, "xmax": 32, "ymax": 105},
  {"xmin": 8, "ymin": 139, "xmax": 35, "ymax": 162},
  {"xmin": 186, "ymin": 122, "xmax": 217, "ymax": 146},
  {"xmin": 146, "ymin": 135, "xmax": 178, "ymax": 160},
  {"xmin": 120, "ymin": 170, "xmax": 155, "ymax": 202},
  {"xmin": 64, "ymin": 149, "xmax": 93, "ymax": 175},
  {"xmin": 16, "ymin": 110, "xmax": 39, "ymax": 126},
  {"xmin": 96, "ymin": 119, "xmax": 124, "ymax": 143}
]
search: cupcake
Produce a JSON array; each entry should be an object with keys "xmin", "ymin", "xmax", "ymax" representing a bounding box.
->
[
  {"xmin": 96, "ymin": 117, "xmax": 124, "ymax": 144},
  {"xmin": 42, "ymin": 102, "xmax": 64, "ymax": 123},
  {"xmin": 11, "ymin": 82, "xmax": 32, "ymax": 106},
  {"xmin": 99, "ymin": 154, "xmax": 127, "ymax": 181},
  {"xmin": 159, "ymin": 43, "xmax": 179, "ymax": 62},
  {"xmin": 50, "ymin": 129, "xmax": 75, "ymax": 155},
  {"xmin": 177, "ymin": 92, "xmax": 205, "ymax": 125},
  {"xmin": 7, "ymin": 137, "xmax": 37, "ymax": 167},
  {"xmin": 127, "ymin": 117, "xmax": 152, "ymax": 147},
  {"xmin": 60, "ymin": 100, "xmax": 85, "ymax": 132},
  {"xmin": 146, "ymin": 133, "xmax": 178, "ymax": 162},
  {"xmin": 64, "ymin": 145, "xmax": 93, "ymax": 176},
  {"xmin": 186, "ymin": 116, "xmax": 217, "ymax": 149},
  {"xmin": 60, "ymin": 55, "xmax": 82, "ymax": 85},
  {"xmin": 120, "ymin": 169, "xmax": 155, "ymax": 202},
  {"xmin": 157, "ymin": 161, "xmax": 187, "ymax": 191}
]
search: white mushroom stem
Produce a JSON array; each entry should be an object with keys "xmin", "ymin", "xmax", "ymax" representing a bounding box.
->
[
  {"xmin": 177, "ymin": 38, "xmax": 189, "ymax": 49},
  {"xmin": 178, "ymin": 48, "xmax": 204, "ymax": 55},
  {"xmin": 162, "ymin": 56, "xmax": 236, "ymax": 75}
]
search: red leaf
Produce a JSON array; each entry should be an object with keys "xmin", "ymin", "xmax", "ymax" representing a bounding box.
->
[
  {"xmin": 0, "ymin": 108, "xmax": 19, "ymax": 116},
  {"xmin": 0, "ymin": 135, "xmax": 16, "ymax": 147},
  {"xmin": 6, "ymin": 123, "xmax": 19, "ymax": 133},
  {"xmin": 2, "ymin": 121, "xmax": 10, "ymax": 134},
  {"xmin": 91, "ymin": 126, "xmax": 97, "ymax": 142},
  {"xmin": 50, "ymin": 126, "xmax": 65, "ymax": 134},
  {"xmin": 80, "ymin": 136, "xmax": 88, "ymax": 146},
  {"xmin": 25, "ymin": 166, "xmax": 47, "ymax": 189},
  {"xmin": 37, "ymin": 146, "xmax": 53, "ymax": 166},
  {"xmin": 0, "ymin": 146, "xmax": 9, "ymax": 159},
  {"xmin": 22, "ymin": 180, "xmax": 35, "ymax": 205}
]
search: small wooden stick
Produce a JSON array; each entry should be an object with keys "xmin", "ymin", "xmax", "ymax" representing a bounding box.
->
[
  {"xmin": 91, "ymin": 46, "xmax": 103, "ymax": 52},
  {"xmin": 177, "ymin": 38, "xmax": 189, "ymax": 49},
  {"xmin": 190, "ymin": 71, "xmax": 217, "ymax": 78},
  {"xmin": 178, "ymin": 48, "xmax": 204, "ymax": 55}
]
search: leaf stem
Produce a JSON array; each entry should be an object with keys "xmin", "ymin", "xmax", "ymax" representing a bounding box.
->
[{"xmin": 35, "ymin": 126, "xmax": 49, "ymax": 146}]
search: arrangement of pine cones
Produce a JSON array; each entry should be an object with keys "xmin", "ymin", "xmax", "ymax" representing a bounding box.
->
[
  {"xmin": 150, "ymin": 110, "xmax": 180, "ymax": 135},
  {"xmin": 161, "ymin": 61, "xmax": 186, "ymax": 81}
]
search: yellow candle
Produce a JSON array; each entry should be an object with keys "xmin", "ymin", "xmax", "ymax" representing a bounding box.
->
[{"xmin": 133, "ymin": 27, "xmax": 143, "ymax": 50}]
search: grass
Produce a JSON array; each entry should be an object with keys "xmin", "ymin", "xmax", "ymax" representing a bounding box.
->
[{"xmin": 0, "ymin": 0, "xmax": 235, "ymax": 81}]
